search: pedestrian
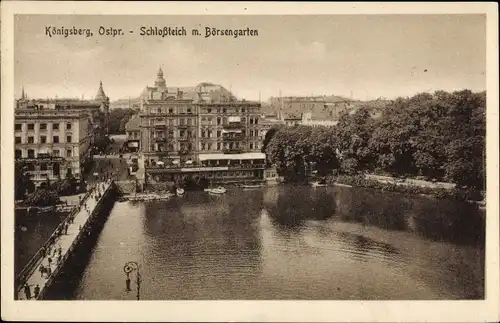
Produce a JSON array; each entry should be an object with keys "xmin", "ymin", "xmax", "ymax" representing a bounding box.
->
[
  {"xmin": 39, "ymin": 264, "xmax": 45, "ymax": 277},
  {"xmin": 24, "ymin": 284, "xmax": 31, "ymax": 300},
  {"xmin": 34, "ymin": 284, "xmax": 40, "ymax": 299},
  {"xmin": 58, "ymin": 246, "xmax": 62, "ymax": 256},
  {"xmin": 64, "ymin": 223, "xmax": 68, "ymax": 234},
  {"xmin": 41, "ymin": 246, "xmax": 46, "ymax": 259},
  {"xmin": 46, "ymin": 265, "xmax": 52, "ymax": 276},
  {"xmin": 47, "ymin": 256, "xmax": 52, "ymax": 266}
]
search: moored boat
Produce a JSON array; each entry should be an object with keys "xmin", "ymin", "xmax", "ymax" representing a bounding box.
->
[
  {"xmin": 311, "ymin": 181, "xmax": 328, "ymax": 188},
  {"xmin": 204, "ymin": 186, "xmax": 227, "ymax": 195},
  {"xmin": 241, "ymin": 183, "xmax": 263, "ymax": 189}
]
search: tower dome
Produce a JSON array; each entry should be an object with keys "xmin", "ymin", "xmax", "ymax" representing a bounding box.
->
[
  {"xmin": 155, "ymin": 67, "xmax": 167, "ymax": 90},
  {"xmin": 95, "ymin": 81, "xmax": 107, "ymax": 102}
]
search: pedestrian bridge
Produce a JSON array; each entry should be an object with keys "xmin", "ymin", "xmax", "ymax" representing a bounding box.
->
[{"xmin": 16, "ymin": 180, "xmax": 114, "ymax": 300}]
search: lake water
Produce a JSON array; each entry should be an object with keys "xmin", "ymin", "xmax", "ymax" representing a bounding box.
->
[{"xmin": 45, "ymin": 185, "xmax": 485, "ymax": 300}]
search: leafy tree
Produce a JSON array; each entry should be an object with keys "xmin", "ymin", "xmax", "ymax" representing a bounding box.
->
[
  {"xmin": 24, "ymin": 189, "xmax": 60, "ymax": 207},
  {"xmin": 15, "ymin": 162, "xmax": 34, "ymax": 200}
]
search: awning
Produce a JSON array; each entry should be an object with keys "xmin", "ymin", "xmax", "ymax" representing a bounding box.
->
[{"xmin": 199, "ymin": 152, "xmax": 265, "ymax": 161}]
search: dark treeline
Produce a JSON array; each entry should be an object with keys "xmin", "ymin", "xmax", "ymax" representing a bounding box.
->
[
  {"xmin": 265, "ymin": 90, "xmax": 486, "ymax": 191},
  {"xmin": 108, "ymin": 108, "xmax": 136, "ymax": 134}
]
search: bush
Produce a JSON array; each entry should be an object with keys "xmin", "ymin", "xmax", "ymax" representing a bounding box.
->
[
  {"xmin": 333, "ymin": 175, "xmax": 471, "ymax": 201},
  {"xmin": 24, "ymin": 189, "xmax": 60, "ymax": 207}
]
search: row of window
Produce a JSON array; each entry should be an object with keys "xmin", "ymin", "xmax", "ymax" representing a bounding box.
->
[
  {"xmin": 15, "ymin": 148, "xmax": 74, "ymax": 158},
  {"xmin": 15, "ymin": 135, "xmax": 74, "ymax": 144},
  {"xmin": 151, "ymin": 129, "xmax": 260, "ymax": 139},
  {"xmin": 150, "ymin": 106, "xmax": 256, "ymax": 115},
  {"xmin": 199, "ymin": 106, "xmax": 258, "ymax": 114},
  {"xmin": 152, "ymin": 141, "xmax": 261, "ymax": 152},
  {"xmin": 205, "ymin": 170, "xmax": 257, "ymax": 178},
  {"xmin": 15, "ymin": 122, "xmax": 73, "ymax": 131}
]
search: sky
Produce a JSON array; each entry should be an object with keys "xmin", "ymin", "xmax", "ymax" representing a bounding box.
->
[{"xmin": 14, "ymin": 14, "xmax": 486, "ymax": 102}]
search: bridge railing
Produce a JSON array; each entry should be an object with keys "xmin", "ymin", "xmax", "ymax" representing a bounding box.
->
[{"xmin": 15, "ymin": 182, "xmax": 104, "ymax": 297}]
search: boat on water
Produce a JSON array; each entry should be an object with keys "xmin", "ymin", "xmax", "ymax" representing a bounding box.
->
[
  {"xmin": 176, "ymin": 188, "xmax": 185, "ymax": 196},
  {"xmin": 204, "ymin": 186, "xmax": 227, "ymax": 195},
  {"xmin": 311, "ymin": 181, "xmax": 328, "ymax": 188},
  {"xmin": 37, "ymin": 206, "xmax": 55, "ymax": 214},
  {"xmin": 241, "ymin": 183, "xmax": 263, "ymax": 189}
]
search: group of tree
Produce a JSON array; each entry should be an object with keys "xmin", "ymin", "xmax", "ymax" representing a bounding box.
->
[
  {"xmin": 108, "ymin": 108, "xmax": 136, "ymax": 134},
  {"xmin": 15, "ymin": 164, "xmax": 85, "ymax": 206},
  {"xmin": 265, "ymin": 90, "xmax": 486, "ymax": 190}
]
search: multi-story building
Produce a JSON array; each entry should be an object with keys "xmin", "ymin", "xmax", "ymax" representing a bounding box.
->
[
  {"xmin": 15, "ymin": 82, "xmax": 110, "ymax": 185},
  {"xmin": 125, "ymin": 114, "xmax": 141, "ymax": 153},
  {"xmin": 15, "ymin": 109, "xmax": 93, "ymax": 184},
  {"xmin": 137, "ymin": 68, "xmax": 266, "ymax": 185}
]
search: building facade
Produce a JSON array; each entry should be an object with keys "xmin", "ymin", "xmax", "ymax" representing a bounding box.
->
[
  {"xmin": 15, "ymin": 82, "xmax": 110, "ymax": 185},
  {"xmin": 125, "ymin": 114, "xmax": 141, "ymax": 153},
  {"xmin": 137, "ymin": 68, "xmax": 265, "ymax": 184},
  {"xmin": 15, "ymin": 109, "xmax": 92, "ymax": 184}
]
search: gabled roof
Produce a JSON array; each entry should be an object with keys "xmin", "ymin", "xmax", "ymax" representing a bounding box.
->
[{"xmin": 125, "ymin": 114, "xmax": 140, "ymax": 131}]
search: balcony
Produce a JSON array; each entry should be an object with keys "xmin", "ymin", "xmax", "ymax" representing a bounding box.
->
[
  {"xmin": 154, "ymin": 123, "xmax": 166, "ymax": 128},
  {"xmin": 177, "ymin": 124, "xmax": 188, "ymax": 129},
  {"xmin": 223, "ymin": 123, "xmax": 242, "ymax": 129},
  {"xmin": 223, "ymin": 148, "xmax": 243, "ymax": 154},
  {"xmin": 16, "ymin": 154, "xmax": 64, "ymax": 162},
  {"xmin": 222, "ymin": 134, "xmax": 244, "ymax": 141},
  {"xmin": 154, "ymin": 137, "xmax": 167, "ymax": 143}
]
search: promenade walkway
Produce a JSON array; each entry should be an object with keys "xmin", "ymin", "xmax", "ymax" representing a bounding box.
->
[{"xmin": 17, "ymin": 180, "xmax": 113, "ymax": 300}]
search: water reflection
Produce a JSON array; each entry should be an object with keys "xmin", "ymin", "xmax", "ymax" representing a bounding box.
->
[{"xmin": 46, "ymin": 185, "xmax": 484, "ymax": 300}]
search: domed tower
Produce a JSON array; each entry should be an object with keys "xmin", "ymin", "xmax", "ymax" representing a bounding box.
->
[
  {"xmin": 154, "ymin": 67, "xmax": 167, "ymax": 91},
  {"xmin": 95, "ymin": 81, "xmax": 110, "ymax": 133}
]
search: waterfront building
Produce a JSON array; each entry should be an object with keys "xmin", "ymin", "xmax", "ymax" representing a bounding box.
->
[
  {"xmin": 15, "ymin": 109, "xmax": 92, "ymax": 184},
  {"xmin": 137, "ymin": 68, "xmax": 266, "ymax": 185},
  {"xmin": 124, "ymin": 114, "xmax": 141, "ymax": 153},
  {"xmin": 300, "ymin": 112, "xmax": 338, "ymax": 127},
  {"xmin": 15, "ymin": 82, "xmax": 110, "ymax": 185}
]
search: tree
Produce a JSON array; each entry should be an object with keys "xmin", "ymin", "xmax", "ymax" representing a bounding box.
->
[
  {"xmin": 24, "ymin": 189, "xmax": 60, "ymax": 207},
  {"xmin": 15, "ymin": 162, "xmax": 34, "ymax": 200}
]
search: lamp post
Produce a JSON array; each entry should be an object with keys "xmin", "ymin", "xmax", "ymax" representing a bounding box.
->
[{"xmin": 123, "ymin": 261, "xmax": 141, "ymax": 300}]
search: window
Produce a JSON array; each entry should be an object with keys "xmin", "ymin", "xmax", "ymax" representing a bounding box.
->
[
  {"xmin": 53, "ymin": 123, "xmax": 59, "ymax": 130},
  {"xmin": 236, "ymin": 108, "xmax": 239, "ymax": 113},
  {"xmin": 250, "ymin": 118, "xmax": 254, "ymax": 125},
  {"xmin": 27, "ymin": 149, "xmax": 35, "ymax": 158},
  {"xmin": 158, "ymin": 107, "xmax": 162, "ymax": 114},
  {"xmin": 208, "ymin": 117, "xmax": 213, "ymax": 125},
  {"xmin": 66, "ymin": 135, "xmax": 72, "ymax": 143},
  {"xmin": 66, "ymin": 149, "xmax": 72, "ymax": 157},
  {"xmin": 250, "ymin": 143, "xmax": 254, "ymax": 149},
  {"xmin": 53, "ymin": 136, "xmax": 59, "ymax": 143},
  {"xmin": 255, "ymin": 118, "xmax": 259, "ymax": 124},
  {"xmin": 168, "ymin": 130, "xmax": 174, "ymax": 138},
  {"xmin": 201, "ymin": 143, "xmax": 206, "ymax": 151},
  {"xmin": 15, "ymin": 149, "xmax": 22, "ymax": 158},
  {"xmin": 28, "ymin": 136, "xmax": 34, "ymax": 144},
  {"xmin": 208, "ymin": 143, "xmax": 212, "ymax": 151},
  {"xmin": 201, "ymin": 130, "xmax": 206, "ymax": 138},
  {"xmin": 188, "ymin": 143, "xmax": 193, "ymax": 150},
  {"xmin": 15, "ymin": 137, "xmax": 21, "ymax": 144},
  {"xmin": 66, "ymin": 123, "xmax": 72, "ymax": 130},
  {"xmin": 169, "ymin": 119, "xmax": 174, "ymax": 126},
  {"xmin": 40, "ymin": 163, "xmax": 48, "ymax": 171},
  {"xmin": 187, "ymin": 107, "xmax": 192, "ymax": 114},
  {"xmin": 28, "ymin": 124, "xmax": 34, "ymax": 130},
  {"xmin": 217, "ymin": 142, "xmax": 221, "ymax": 150},
  {"xmin": 40, "ymin": 123, "xmax": 47, "ymax": 130},
  {"xmin": 180, "ymin": 130, "xmax": 185, "ymax": 138},
  {"xmin": 223, "ymin": 108, "xmax": 227, "ymax": 113},
  {"xmin": 180, "ymin": 119, "xmax": 185, "ymax": 126},
  {"xmin": 15, "ymin": 124, "xmax": 22, "ymax": 131},
  {"xmin": 242, "ymin": 108, "xmax": 245, "ymax": 113},
  {"xmin": 53, "ymin": 149, "xmax": 60, "ymax": 157},
  {"xmin": 217, "ymin": 130, "xmax": 221, "ymax": 137},
  {"xmin": 187, "ymin": 119, "xmax": 192, "ymax": 126},
  {"xmin": 201, "ymin": 117, "xmax": 207, "ymax": 122},
  {"xmin": 168, "ymin": 108, "xmax": 173, "ymax": 114},
  {"xmin": 207, "ymin": 108, "xmax": 212, "ymax": 113},
  {"xmin": 217, "ymin": 117, "xmax": 221, "ymax": 125},
  {"xmin": 27, "ymin": 164, "xmax": 35, "ymax": 171},
  {"xmin": 242, "ymin": 117, "xmax": 246, "ymax": 124},
  {"xmin": 40, "ymin": 136, "xmax": 47, "ymax": 144}
]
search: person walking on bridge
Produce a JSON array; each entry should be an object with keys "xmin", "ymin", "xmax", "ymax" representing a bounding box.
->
[
  {"xmin": 23, "ymin": 284, "xmax": 31, "ymax": 300},
  {"xmin": 33, "ymin": 284, "xmax": 40, "ymax": 299},
  {"xmin": 39, "ymin": 264, "xmax": 45, "ymax": 277}
]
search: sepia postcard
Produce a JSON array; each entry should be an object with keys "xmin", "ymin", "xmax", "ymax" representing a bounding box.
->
[{"xmin": 1, "ymin": 1, "xmax": 499, "ymax": 322}]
